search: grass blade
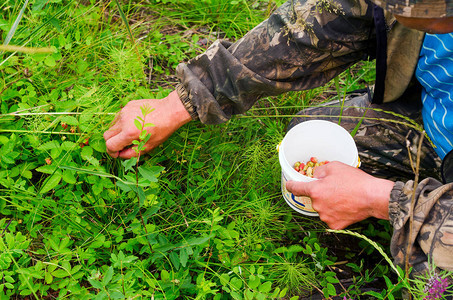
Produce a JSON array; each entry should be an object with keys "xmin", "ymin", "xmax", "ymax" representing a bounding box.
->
[
  {"xmin": 112, "ymin": 0, "xmax": 136, "ymax": 45},
  {"xmin": 3, "ymin": 0, "xmax": 30, "ymax": 46},
  {"xmin": 112, "ymin": 0, "xmax": 144, "ymax": 75},
  {"xmin": 0, "ymin": 45, "xmax": 53, "ymax": 53}
]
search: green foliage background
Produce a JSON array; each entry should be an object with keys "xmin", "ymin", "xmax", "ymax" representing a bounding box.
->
[{"xmin": 0, "ymin": 0, "xmax": 434, "ymax": 299}]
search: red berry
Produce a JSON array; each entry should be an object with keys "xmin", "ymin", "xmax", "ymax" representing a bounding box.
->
[
  {"xmin": 61, "ymin": 122, "xmax": 68, "ymax": 130},
  {"xmin": 310, "ymin": 157, "xmax": 318, "ymax": 163}
]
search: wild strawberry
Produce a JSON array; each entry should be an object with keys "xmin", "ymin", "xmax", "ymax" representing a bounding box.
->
[
  {"xmin": 294, "ymin": 157, "xmax": 328, "ymax": 178},
  {"xmin": 80, "ymin": 138, "xmax": 89, "ymax": 148},
  {"xmin": 319, "ymin": 160, "xmax": 329, "ymax": 166},
  {"xmin": 61, "ymin": 122, "xmax": 68, "ymax": 130},
  {"xmin": 45, "ymin": 158, "xmax": 52, "ymax": 165},
  {"xmin": 70, "ymin": 126, "xmax": 76, "ymax": 133}
]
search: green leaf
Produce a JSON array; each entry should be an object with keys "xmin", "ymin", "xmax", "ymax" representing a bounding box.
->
[
  {"xmin": 138, "ymin": 165, "xmax": 164, "ymax": 183},
  {"xmin": 185, "ymin": 235, "xmax": 212, "ymax": 247},
  {"xmin": 139, "ymin": 130, "xmax": 148, "ymax": 141},
  {"xmin": 287, "ymin": 245, "xmax": 304, "ymax": 253},
  {"xmin": 230, "ymin": 277, "xmax": 242, "ymax": 290},
  {"xmin": 122, "ymin": 157, "xmax": 137, "ymax": 172},
  {"xmin": 248, "ymin": 275, "xmax": 260, "ymax": 289},
  {"xmin": 143, "ymin": 202, "xmax": 162, "ymax": 218},
  {"xmin": 110, "ymin": 291, "xmax": 125, "ymax": 299},
  {"xmin": 60, "ymin": 115, "xmax": 79, "ymax": 126},
  {"xmin": 326, "ymin": 276, "xmax": 339, "ymax": 283},
  {"xmin": 134, "ymin": 119, "xmax": 142, "ymax": 131},
  {"xmin": 138, "ymin": 187, "xmax": 146, "ymax": 207},
  {"xmin": 76, "ymin": 59, "xmax": 88, "ymax": 74},
  {"xmin": 62, "ymin": 169, "xmax": 76, "ymax": 184},
  {"xmin": 259, "ymin": 281, "xmax": 272, "ymax": 293},
  {"xmin": 45, "ymin": 272, "xmax": 53, "ymax": 284},
  {"xmin": 180, "ymin": 248, "xmax": 188, "ymax": 268},
  {"xmin": 279, "ymin": 287, "xmax": 288, "ymax": 297},
  {"xmin": 327, "ymin": 283, "xmax": 336, "ymax": 296},
  {"xmin": 36, "ymin": 165, "xmax": 58, "ymax": 174},
  {"xmin": 5, "ymin": 282, "xmax": 14, "ymax": 289},
  {"xmin": 52, "ymin": 269, "xmax": 70, "ymax": 278},
  {"xmin": 364, "ymin": 290, "xmax": 385, "ymax": 299},
  {"xmin": 244, "ymin": 289, "xmax": 254, "ymax": 299},
  {"xmin": 38, "ymin": 140, "xmax": 60, "ymax": 151},
  {"xmin": 102, "ymin": 266, "xmax": 114, "ymax": 285},
  {"xmin": 384, "ymin": 275, "xmax": 393, "ymax": 289},
  {"xmin": 161, "ymin": 270, "xmax": 170, "ymax": 281},
  {"xmin": 61, "ymin": 141, "xmax": 77, "ymax": 151},
  {"xmin": 40, "ymin": 173, "xmax": 62, "ymax": 194},
  {"xmin": 169, "ymin": 251, "xmax": 180, "ymax": 270},
  {"xmin": 274, "ymin": 247, "xmax": 288, "ymax": 253},
  {"xmin": 85, "ymin": 156, "xmax": 100, "ymax": 166},
  {"xmin": 88, "ymin": 278, "xmax": 104, "ymax": 290},
  {"xmin": 90, "ymin": 138, "xmax": 106, "ymax": 153},
  {"xmin": 44, "ymin": 55, "xmax": 56, "ymax": 67},
  {"xmin": 81, "ymin": 146, "xmax": 93, "ymax": 159}
]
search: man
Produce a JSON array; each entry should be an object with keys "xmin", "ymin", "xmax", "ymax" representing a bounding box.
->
[{"xmin": 104, "ymin": 0, "xmax": 453, "ymax": 276}]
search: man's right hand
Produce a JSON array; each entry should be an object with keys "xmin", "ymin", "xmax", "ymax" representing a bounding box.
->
[{"xmin": 104, "ymin": 90, "xmax": 193, "ymax": 159}]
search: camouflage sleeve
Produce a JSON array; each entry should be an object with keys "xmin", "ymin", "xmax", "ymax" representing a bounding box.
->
[
  {"xmin": 389, "ymin": 179, "xmax": 453, "ymax": 275},
  {"xmin": 176, "ymin": 0, "xmax": 376, "ymax": 124}
]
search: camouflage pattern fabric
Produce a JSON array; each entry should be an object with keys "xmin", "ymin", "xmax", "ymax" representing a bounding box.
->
[
  {"xmin": 176, "ymin": 0, "xmax": 378, "ymax": 124},
  {"xmin": 370, "ymin": 0, "xmax": 453, "ymax": 18},
  {"xmin": 288, "ymin": 93, "xmax": 453, "ymax": 276}
]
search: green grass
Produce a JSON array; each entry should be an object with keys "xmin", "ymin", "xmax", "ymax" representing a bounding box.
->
[{"xmin": 0, "ymin": 0, "xmax": 446, "ymax": 299}]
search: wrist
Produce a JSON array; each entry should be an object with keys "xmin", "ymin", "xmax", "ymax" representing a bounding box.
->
[
  {"xmin": 367, "ymin": 178, "xmax": 394, "ymax": 220},
  {"xmin": 175, "ymin": 83, "xmax": 198, "ymax": 121},
  {"xmin": 167, "ymin": 90, "xmax": 193, "ymax": 127}
]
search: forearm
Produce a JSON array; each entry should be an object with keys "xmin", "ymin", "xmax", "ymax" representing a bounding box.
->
[{"xmin": 176, "ymin": 0, "xmax": 376, "ymax": 124}]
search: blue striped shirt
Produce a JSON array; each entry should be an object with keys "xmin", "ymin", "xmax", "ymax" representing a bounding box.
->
[{"xmin": 416, "ymin": 33, "xmax": 453, "ymax": 160}]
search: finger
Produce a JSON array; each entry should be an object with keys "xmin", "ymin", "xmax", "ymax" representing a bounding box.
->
[
  {"xmin": 105, "ymin": 131, "xmax": 133, "ymax": 153},
  {"xmin": 104, "ymin": 124, "xmax": 122, "ymax": 141},
  {"xmin": 118, "ymin": 142, "xmax": 155, "ymax": 159},
  {"xmin": 286, "ymin": 180, "xmax": 311, "ymax": 196},
  {"xmin": 118, "ymin": 147, "xmax": 139, "ymax": 159},
  {"xmin": 106, "ymin": 148, "xmax": 119, "ymax": 158},
  {"xmin": 313, "ymin": 164, "xmax": 328, "ymax": 179},
  {"xmin": 109, "ymin": 112, "xmax": 121, "ymax": 127}
]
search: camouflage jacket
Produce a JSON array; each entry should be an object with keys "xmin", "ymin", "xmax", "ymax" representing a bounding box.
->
[
  {"xmin": 176, "ymin": 0, "xmax": 424, "ymax": 125},
  {"xmin": 175, "ymin": 0, "xmax": 452, "ymax": 275}
]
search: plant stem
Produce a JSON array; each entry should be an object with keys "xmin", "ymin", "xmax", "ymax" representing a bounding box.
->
[{"xmin": 405, "ymin": 130, "xmax": 425, "ymax": 295}]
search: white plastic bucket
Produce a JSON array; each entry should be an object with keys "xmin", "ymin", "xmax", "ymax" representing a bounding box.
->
[{"xmin": 278, "ymin": 120, "xmax": 360, "ymax": 217}]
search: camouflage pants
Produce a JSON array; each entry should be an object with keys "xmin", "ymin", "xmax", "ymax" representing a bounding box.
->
[{"xmin": 287, "ymin": 92, "xmax": 442, "ymax": 183}]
